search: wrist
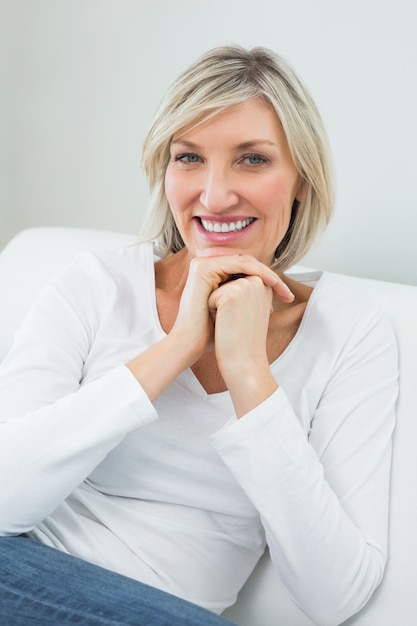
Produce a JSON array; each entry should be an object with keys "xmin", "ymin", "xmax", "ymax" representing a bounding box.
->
[
  {"xmin": 168, "ymin": 327, "xmax": 208, "ymax": 366},
  {"xmin": 126, "ymin": 332, "xmax": 203, "ymax": 402},
  {"xmin": 225, "ymin": 363, "xmax": 278, "ymax": 419}
]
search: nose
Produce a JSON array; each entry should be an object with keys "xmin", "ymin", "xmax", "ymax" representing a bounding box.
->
[{"xmin": 199, "ymin": 166, "xmax": 240, "ymax": 213}]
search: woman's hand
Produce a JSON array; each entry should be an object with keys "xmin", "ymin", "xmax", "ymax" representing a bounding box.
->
[
  {"xmin": 173, "ymin": 253, "xmax": 291, "ymax": 416},
  {"xmin": 208, "ymin": 268, "xmax": 282, "ymax": 417},
  {"xmin": 171, "ymin": 252, "xmax": 293, "ymax": 359},
  {"xmin": 208, "ymin": 274, "xmax": 272, "ymax": 370},
  {"xmin": 128, "ymin": 253, "xmax": 291, "ymax": 409}
]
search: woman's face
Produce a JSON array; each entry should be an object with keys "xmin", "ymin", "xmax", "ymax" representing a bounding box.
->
[{"xmin": 165, "ymin": 98, "xmax": 302, "ymax": 265}]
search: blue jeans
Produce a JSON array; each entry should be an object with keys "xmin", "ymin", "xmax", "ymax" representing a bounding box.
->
[{"xmin": 0, "ymin": 535, "xmax": 237, "ymax": 625}]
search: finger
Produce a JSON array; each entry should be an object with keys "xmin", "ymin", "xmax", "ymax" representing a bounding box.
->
[
  {"xmin": 271, "ymin": 277, "xmax": 295, "ymax": 302},
  {"xmin": 228, "ymin": 254, "xmax": 294, "ymax": 302},
  {"xmin": 208, "ymin": 274, "xmax": 272, "ymax": 311},
  {"xmin": 219, "ymin": 272, "xmax": 247, "ymax": 286},
  {"xmin": 191, "ymin": 254, "xmax": 294, "ymax": 302}
]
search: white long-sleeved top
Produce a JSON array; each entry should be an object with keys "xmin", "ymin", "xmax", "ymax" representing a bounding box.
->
[{"xmin": 0, "ymin": 242, "xmax": 398, "ymax": 626}]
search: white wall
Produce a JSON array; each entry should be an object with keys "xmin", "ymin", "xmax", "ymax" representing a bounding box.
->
[{"xmin": 1, "ymin": 0, "xmax": 416, "ymax": 285}]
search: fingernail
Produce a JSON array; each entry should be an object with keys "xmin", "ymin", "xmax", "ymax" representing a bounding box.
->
[{"xmin": 284, "ymin": 285, "xmax": 295, "ymax": 299}]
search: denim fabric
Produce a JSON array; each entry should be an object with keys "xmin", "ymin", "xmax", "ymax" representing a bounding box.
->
[{"xmin": 0, "ymin": 536, "xmax": 237, "ymax": 625}]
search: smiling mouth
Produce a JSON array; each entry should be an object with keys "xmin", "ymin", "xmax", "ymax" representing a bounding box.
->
[{"xmin": 199, "ymin": 217, "xmax": 255, "ymax": 233}]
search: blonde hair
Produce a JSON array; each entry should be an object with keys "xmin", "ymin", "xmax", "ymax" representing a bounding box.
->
[{"xmin": 139, "ymin": 45, "xmax": 334, "ymax": 271}]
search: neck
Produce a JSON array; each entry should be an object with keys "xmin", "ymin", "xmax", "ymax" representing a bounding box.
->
[{"xmin": 154, "ymin": 247, "xmax": 191, "ymax": 294}]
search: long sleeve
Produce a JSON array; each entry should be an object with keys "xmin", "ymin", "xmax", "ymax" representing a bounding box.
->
[
  {"xmin": 211, "ymin": 282, "xmax": 398, "ymax": 626},
  {"xmin": 0, "ymin": 251, "xmax": 158, "ymax": 535},
  {"xmin": 0, "ymin": 253, "xmax": 400, "ymax": 620}
]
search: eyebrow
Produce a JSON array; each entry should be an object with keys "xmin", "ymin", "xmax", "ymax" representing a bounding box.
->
[{"xmin": 170, "ymin": 139, "xmax": 279, "ymax": 149}]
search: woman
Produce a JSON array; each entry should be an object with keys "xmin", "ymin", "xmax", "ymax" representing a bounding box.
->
[{"xmin": 0, "ymin": 46, "xmax": 398, "ymax": 626}]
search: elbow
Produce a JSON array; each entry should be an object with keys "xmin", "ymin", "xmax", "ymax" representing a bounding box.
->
[
  {"xmin": 296, "ymin": 547, "xmax": 387, "ymax": 626},
  {"xmin": 0, "ymin": 518, "xmax": 37, "ymax": 537},
  {"xmin": 0, "ymin": 494, "xmax": 39, "ymax": 537}
]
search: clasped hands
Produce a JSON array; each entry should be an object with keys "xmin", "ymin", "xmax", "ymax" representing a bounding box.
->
[
  {"xmin": 128, "ymin": 252, "xmax": 293, "ymax": 416},
  {"xmin": 170, "ymin": 253, "xmax": 294, "ymax": 414}
]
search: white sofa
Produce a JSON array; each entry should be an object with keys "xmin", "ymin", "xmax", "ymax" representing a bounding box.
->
[{"xmin": 1, "ymin": 227, "xmax": 416, "ymax": 626}]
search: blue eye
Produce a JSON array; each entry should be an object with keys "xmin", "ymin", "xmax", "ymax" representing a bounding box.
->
[
  {"xmin": 175, "ymin": 153, "xmax": 201, "ymax": 163},
  {"xmin": 242, "ymin": 153, "xmax": 268, "ymax": 165}
]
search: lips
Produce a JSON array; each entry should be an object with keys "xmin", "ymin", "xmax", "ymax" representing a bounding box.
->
[{"xmin": 199, "ymin": 217, "xmax": 255, "ymax": 233}]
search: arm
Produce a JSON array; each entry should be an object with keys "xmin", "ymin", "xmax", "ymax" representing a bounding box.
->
[
  {"xmin": 0, "ymin": 250, "xmax": 288, "ymax": 535},
  {"xmin": 0, "ymin": 253, "xmax": 158, "ymax": 534},
  {"xmin": 212, "ymin": 307, "xmax": 398, "ymax": 626}
]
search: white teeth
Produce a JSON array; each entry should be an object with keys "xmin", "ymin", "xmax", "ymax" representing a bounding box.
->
[{"xmin": 200, "ymin": 218, "xmax": 254, "ymax": 233}]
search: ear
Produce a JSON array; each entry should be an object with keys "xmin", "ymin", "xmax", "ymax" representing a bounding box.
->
[{"xmin": 295, "ymin": 178, "xmax": 305, "ymax": 202}]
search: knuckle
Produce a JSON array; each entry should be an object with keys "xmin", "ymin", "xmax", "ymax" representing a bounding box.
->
[{"xmin": 189, "ymin": 256, "xmax": 202, "ymax": 270}]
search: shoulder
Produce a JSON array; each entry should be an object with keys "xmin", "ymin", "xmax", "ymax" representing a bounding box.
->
[
  {"xmin": 33, "ymin": 241, "xmax": 156, "ymax": 321},
  {"xmin": 291, "ymin": 269, "xmax": 385, "ymax": 320},
  {"xmin": 73, "ymin": 240, "xmax": 154, "ymax": 273},
  {"xmin": 291, "ymin": 270, "xmax": 397, "ymax": 355},
  {"xmin": 53, "ymin": 241, "xmax": 155, "ymax": 288}
]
